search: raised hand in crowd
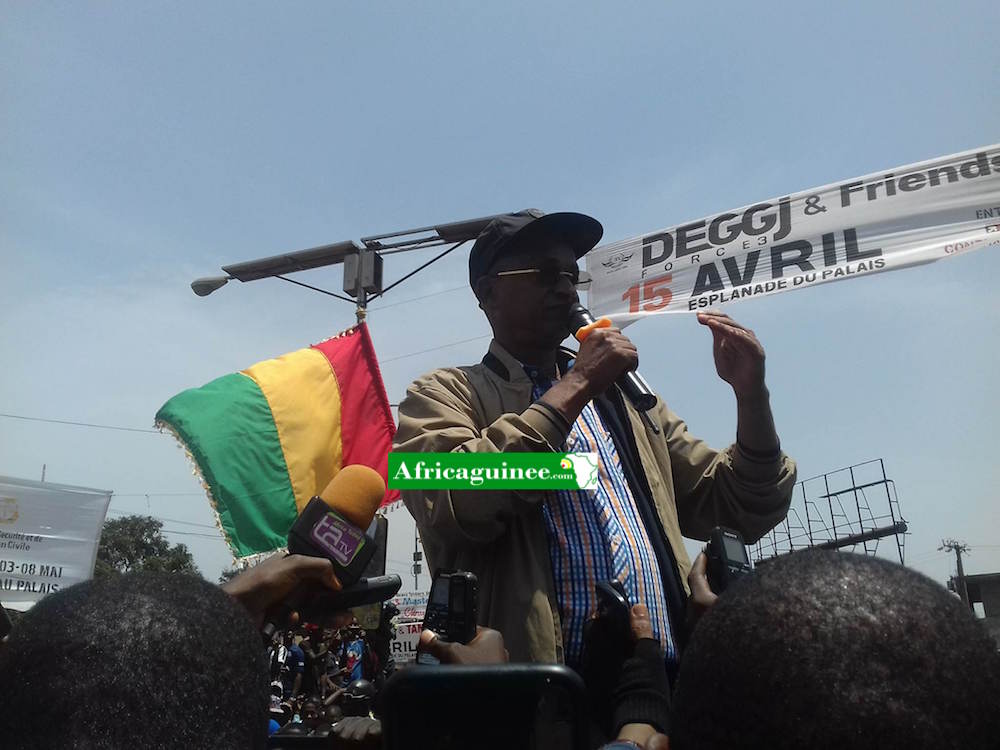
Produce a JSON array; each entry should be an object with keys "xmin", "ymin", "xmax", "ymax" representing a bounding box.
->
[
  {"xmin": 416, "ymin": 625, "xmax": 510, "ymax": 665},
  {"xmin": 323, "ymin": 686, "xmax": 346, "ymax": 707},
  {"xmin": 606, "ymin": 603, "xmax": 671, "ymax": 750},
  {"xmin": 221, "ymin": 552, "xmax": 349, "ymax": 628}
]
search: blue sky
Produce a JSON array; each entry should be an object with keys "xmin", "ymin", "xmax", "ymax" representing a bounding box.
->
[{"xmin": 2, "ymin": 2, "xmax": 998, "ymax": 590}]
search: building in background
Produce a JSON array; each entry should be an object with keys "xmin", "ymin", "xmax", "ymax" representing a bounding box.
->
[{"xmin": 960, "ymin": 573, "xmax": 1000, "ymax": 650}]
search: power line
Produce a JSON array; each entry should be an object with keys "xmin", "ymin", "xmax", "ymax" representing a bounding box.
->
[
  {"xmin": 368, "ymin": 285, "xmax": 466, "ymax": 311},
  {"xmin": 1, "ymin": 331, "xmax": 491, "ymax": 434},
  {"xmin": 159, "ymin": 528, "xmax": 224, "ymax": 540},
  {"xmin": 106, "ymin": 508, "xmax": 219, "ymax": 530},
  {"xmin": 0, "ymin": 412, "xmax": 158, "ymax": 433},
  {"xmin": 112, "ymin": 492, "xmax": 205, "ymax": 497},
  {"xmin": 380, "ymin": 334, "xmax": 490, "ymax": 364}
]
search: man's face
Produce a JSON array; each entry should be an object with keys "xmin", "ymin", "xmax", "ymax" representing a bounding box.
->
[
  {"xmin": 302, "ymin": 703, "xmax": 320, "ymax": 721},
  {"xmin": 478, "ymin": 242, "xmax": 580, "ymax": 353}
]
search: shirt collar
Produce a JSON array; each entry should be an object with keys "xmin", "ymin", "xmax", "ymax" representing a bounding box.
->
[{"xmin": 483, "ymin": 339, "xmax": 575, "ymax": 383}]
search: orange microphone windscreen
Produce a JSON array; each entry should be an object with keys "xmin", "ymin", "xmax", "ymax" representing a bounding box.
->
[
  {"xmin": 317, "ymin": 464, "xmax": 386, "ymax": 529},
  {"xmin": 575, "ymin": 317, "xmax": 612, "ymax": 342}
]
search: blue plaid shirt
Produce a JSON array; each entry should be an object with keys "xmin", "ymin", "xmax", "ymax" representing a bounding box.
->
[{"xmin": 524, "ymin": 365, "xmax": 676, "ymax": 669}]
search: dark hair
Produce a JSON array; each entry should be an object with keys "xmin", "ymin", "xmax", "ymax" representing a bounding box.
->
[
  {"xmin": 670, "ymin": 549, "xmax": 1000, "ymax": 749},
  {"xmin": 0, "ymin": 572, "xmax": 268, "ymax": 749}
]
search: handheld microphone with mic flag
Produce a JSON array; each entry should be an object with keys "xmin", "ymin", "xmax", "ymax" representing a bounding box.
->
[
  {"xmin": 261, "ymin": 465, "xmax": 401, "ymax": 641},
  {"xmin": 569, "ymin": 303, "xmax": 658, "ymax": 412}
]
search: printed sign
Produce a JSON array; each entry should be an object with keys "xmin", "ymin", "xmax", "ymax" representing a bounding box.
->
[
  {"xmin": 391, "ymin": 620, "xmax": 424, "ymax": 664},
  {"xmin": 0, "ymin": 476, "xmax": 111, "ymax": 611},
  {"xmin": 392, "ymin": 591, "xmax": 428, "ymax": 621},
  {"xmin": 587, "ymin": 145, "xmax": 1000, "ymax": 322}
]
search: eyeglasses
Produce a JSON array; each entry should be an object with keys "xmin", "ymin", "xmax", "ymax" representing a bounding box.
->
[{"xmin": 491, "ymin": 267, "xmax": 585, "ymax": 287}]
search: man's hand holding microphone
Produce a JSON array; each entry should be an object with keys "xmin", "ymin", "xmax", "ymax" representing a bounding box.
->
[
  {"xmin": 221, "ymin": 464, "xmax": 400, "ymax": 637},
  {"xmin": 540, "ymin": 304, "xmax": 645, "ymax": 425}
]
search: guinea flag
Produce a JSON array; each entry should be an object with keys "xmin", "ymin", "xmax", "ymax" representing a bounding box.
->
[{"xmin": 155, "ymin": 323, "xmax": 397, "ymax": 560}]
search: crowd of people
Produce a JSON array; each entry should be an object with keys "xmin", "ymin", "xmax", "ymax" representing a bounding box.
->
[
  {"xmin": 1, "ymin": 548, "xmax": 997, "ymax": 748},
  {"xmin": 260, "ymin": 594, "xmax": 402, "ymax": 744}
]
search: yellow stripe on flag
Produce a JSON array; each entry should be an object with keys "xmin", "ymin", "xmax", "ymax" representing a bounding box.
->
[{"xmin": 243, "ymin": 348, "xmax": 343, "ymax": 513}]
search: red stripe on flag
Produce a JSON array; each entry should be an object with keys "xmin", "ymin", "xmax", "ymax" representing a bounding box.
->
[{"xmin": 312, "ymin": 324, "xmax": 399, "ymax": 506}]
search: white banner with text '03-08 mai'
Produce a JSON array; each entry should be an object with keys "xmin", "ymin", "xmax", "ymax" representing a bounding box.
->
[
  {"xmin": 586, "ymin": 145, "xmax": 1000, "ymax": 323},
  {"xmin": 0, "ymin": 476, "xmax": 111, "ymax": 612}
]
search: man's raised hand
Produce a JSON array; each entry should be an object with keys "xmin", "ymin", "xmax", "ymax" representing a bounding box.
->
[{"xmin": 697, "ymin": 311, "xmax": 766, "ymax": 399}]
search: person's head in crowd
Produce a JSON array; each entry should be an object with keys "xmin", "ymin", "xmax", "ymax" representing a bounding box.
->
[
  {"xmin": 0, "ymin": 571, "xmax": 268, "ymax": 750},
  {"xmin": 669, "ymin": 549, "xmax": 1000, "ymax": 749},
  {"xmin": 324, "ymin": 704, "xmax": 345, "ymax": 724},
  {"xmin": 301, "ymin": 697, "xmax": 322, "ymax": 725}
]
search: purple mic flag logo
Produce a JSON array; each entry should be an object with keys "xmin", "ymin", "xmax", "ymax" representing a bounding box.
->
[{"xmin": 310, "ymin": 511, "xmax": 365, "ymax": 566}]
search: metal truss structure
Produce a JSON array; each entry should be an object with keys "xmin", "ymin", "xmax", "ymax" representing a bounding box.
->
[{"xmin": 751, "ymin": 458, "xmax": 907, "ymax": 565}]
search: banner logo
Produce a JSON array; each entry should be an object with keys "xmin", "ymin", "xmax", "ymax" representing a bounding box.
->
[
  {"xmin": 0, "ymin": 498, "xmax": 18, "ymax": 524},
  {"xmin": 601, "ymin": 251, "xmax": 634, "ymax": 272},
  {"xmin": 310, "ymin": 511, "xmax": 365, "ymax": 566},
  {"xmin": 389, "ymin": 453, "xmax": 599, "ymax": 490}
]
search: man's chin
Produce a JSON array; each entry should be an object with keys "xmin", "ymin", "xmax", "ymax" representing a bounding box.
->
[{"xmin": 545, "ymin": 325, "xmax": 574, "ymax": 348}]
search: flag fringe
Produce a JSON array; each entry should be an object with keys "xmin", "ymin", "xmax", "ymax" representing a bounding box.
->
[{"xmin": 153, "ymin": 418, "xmax": 243, "ymax": 562}]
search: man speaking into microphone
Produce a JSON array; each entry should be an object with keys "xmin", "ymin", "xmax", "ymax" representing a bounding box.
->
[{"xmin": 394, "ymin": 209, "xmax": 796, "ymax": 670}]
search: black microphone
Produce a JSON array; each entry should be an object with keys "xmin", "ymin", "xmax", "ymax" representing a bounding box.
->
[
  {"xmin": 260, "ymin": 465, "xmax": 399, "ymax": 643},
  {"xmin": 569, "ymin": 303, "xmax": 658, "ymax": 412}
]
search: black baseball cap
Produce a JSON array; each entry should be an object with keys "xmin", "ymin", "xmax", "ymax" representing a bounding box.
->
[{"xmin": 468, "ymin": 208, "xmax": 603, "ymax": 287}]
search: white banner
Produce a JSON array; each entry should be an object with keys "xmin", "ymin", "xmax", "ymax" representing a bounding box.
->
[
  {"xmin": 0, "ymin": 476, "xmax": 111, "ymax": 611},
  {"xmin": 391, "ymin": 590, "xmax": 428, "ymax": 621},
  {"xmin": 391, "ymin": 620, "xmax": 424, "ymax": 664},
  {"xmin": 587, "ymin": 145, "xmax": 1000, "ymax": 322}
]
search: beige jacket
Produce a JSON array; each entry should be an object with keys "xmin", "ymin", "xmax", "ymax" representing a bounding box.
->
[{"xmin": 393, "ymin": 340, "xmax": 796, "ymax": 663}]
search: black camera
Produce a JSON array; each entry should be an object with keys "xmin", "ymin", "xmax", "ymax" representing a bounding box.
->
[
  {"xmin": 422, "ymin": 570, "xmax": 478, "ymax": 645},
  {"xmin": 594, "ymin": 579, "xmax": 631, "ymax": 642},
  {"xmin": 705, "ymin": 526, "xmax": 753, "ymax": 593}
]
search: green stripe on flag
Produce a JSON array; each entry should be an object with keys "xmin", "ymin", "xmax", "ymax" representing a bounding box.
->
[{"xmin": 155, "ymin": 372, "xmax": 298, "ymax": 557}]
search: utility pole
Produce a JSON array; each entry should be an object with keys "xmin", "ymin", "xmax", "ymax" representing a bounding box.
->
[
  {"xmin": 40, "ymin": 464, "xmax": 46, "ymax": 482},
  {"xmin": 940, "ymin": 539, "xmax": 971, "ymax": 608},
  {"xmin": 412, "ymin": 527, "xmax": 423, "ymax": 591}
]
